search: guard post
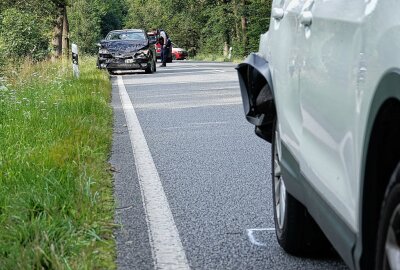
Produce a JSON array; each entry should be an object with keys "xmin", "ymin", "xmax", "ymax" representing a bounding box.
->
[{"xmin": 72, "ymin": 43, "xmax": 80, "ymax": 78}]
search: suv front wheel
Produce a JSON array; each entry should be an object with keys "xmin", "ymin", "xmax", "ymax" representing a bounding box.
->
[
  {"xmin": 375, "ymin": 162, "xmax": 400, "ymax": 270},
  {"xmin": 272, "ymin": 119, "xmax": 330, "ymax": 256}
]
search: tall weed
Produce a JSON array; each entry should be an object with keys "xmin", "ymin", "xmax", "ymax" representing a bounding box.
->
[{"xmin": 0, "ymin": 57, "xmax": 115, "ymax": 269}]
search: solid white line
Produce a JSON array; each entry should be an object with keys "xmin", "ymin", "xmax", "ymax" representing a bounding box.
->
[{"xmin": 117, "ymin": 76, "xmax": 190, "ymax": 270}]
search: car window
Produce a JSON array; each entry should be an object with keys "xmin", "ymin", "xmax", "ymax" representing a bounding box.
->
[
  {"xmin": 106, "ymin": 32, "xmax": 146, "ymax": 41},
  {"xmin": 148, "ymin": 35, "xmax": 156, "ymax": 43}
]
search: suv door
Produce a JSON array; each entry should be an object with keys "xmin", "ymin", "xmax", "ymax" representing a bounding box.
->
[
  {"xmin": 269, "ymin": 0, "xmax": 306, "ymax": 159},
  {"xmin": 297, "ymin": 0, "xmax": 366, "ymax": 231}
]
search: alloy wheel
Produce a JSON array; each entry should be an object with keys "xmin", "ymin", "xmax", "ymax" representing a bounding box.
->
[
  {"xmin": 384, "ymin": 204, "xmax": 400, "ymax": 270},
  {"xmin": 274, "ymin": 127, "xmax": 286, "ymax": 230}
]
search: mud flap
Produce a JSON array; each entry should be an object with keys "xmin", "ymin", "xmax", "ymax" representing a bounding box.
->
[{"xmin": 236, "ymin": 53, "xmax": 275, "ymax": 142}]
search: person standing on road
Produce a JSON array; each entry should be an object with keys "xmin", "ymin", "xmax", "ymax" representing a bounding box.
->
[{"xmin": 159, "ymin": 29, "xmax": 171, "ymax": 67}]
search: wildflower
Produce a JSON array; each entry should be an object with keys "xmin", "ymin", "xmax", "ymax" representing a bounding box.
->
[{"xmin": 23, "ymin": 111, "xmax": 31, "ymax": 120}]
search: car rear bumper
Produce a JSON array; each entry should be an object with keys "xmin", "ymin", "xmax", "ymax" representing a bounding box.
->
[{"xmin": 174, "ymin": 52, "xmax": 188, "ymax": 60}]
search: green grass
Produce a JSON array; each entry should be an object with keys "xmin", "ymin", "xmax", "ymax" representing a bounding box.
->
[{"xmin": 0, "ymin": 57, "xmax": 115, "ymax": 269}]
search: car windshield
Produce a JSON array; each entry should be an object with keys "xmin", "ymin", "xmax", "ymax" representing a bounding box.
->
[
  {"xmin": 148, "ymin": 35, "xmax": 156, "ymax": 43},
  {"xmin": 106, "ymin": 31, "xmax": 146, "ymax": 41}
]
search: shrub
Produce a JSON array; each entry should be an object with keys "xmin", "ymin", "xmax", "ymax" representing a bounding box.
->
[{"xmin": 0, "ymin": 8, "xmax": 49, "ymax": 61}]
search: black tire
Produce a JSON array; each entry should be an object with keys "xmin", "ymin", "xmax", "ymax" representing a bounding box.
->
[
  {"xmin": 145, "ymin": 57, "xmax": 155, "ymax": 74},
  {"xmin": 271, "ymin": 119, "xmax": 330, "ymax": 256},
  {"xmin": 375, "ymin": 162, "xmax": 400, "ymax": 270}
]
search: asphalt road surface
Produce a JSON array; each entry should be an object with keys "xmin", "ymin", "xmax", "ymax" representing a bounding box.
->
[{"xmin": 110, "ymin": 61, "xmax": 348, "ymax": 270}]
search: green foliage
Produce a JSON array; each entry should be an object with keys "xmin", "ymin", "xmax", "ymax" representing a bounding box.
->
[
  {"xmin": 100, "ymin": 0, "xmax": 128, "ymax": 38},
  {"xmin": 0, "ymin": 0, "xmax": 128, "ymax": 59},
  {"xmin": 0, "ymin": 0, "xmax": 271, "ymax": 59},
  {"xmin": 68, "ymin": 0, "xmax": 103, "ymax": 54},
  {"xmin": 0, "ymin": 57, "xmax": 115, "ymax": 269},
  {"xmin": 246, "ymin": 0, "xmax": 271, "ymax": 52},
  {"xmin": 68, "ymin": 0, "xmax": 127, "ymax": 54},
  {"xmin": 0, "ymin": 41, "xmax": 5, "ymax": 75},
  {"xmin": 198, "ymin": 2, "xmax": 234, "ymax": 54},
  {"xmin": 123, "ymin": 0, "xmax": 272, "ymax": 58},
  {"xmin": 0, "ymin": 8, "xmax": 50, "ymax": 60}
]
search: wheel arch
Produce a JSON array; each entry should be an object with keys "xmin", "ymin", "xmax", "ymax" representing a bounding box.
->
[
  {"xmin": 355, "ymin": 69, "xmax": 400, "ymax": 269},
  {"xmin": 236, "ymin": 53, "xmax": 276, "ymax": 142}
]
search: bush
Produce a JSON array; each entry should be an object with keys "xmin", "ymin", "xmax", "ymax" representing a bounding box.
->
[
  {"xmin": 0, "ymin": 8, "xmax": 49, "ymax": 60},
  {"xmin": 0, "ymin": 42, "xmax": 5, "ymax": 76}
]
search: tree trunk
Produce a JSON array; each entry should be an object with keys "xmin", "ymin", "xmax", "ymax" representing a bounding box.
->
[
  {"xmin": 221, "ymin": 0, "xmax": 231, "ymax": 57},
  {"xmin": 51, "ymin": 6, "xmax": 65, "ymax": 60},
  {"xmin": 241, "ymin": 16, "xmax": 247, "ymax": 45},
  {"xmin": 233, "ymin": 0, "xmax": 240, "ymax": 40},
  {"xmin": 62, "ymin": 6, "xmax": 69, "ymax": 58},
  {"xmin": 223, "ymin": 41, "xmax": 229, "ymax": 57},
  {"xmin": 241, "ymin": 0, "xmax": 248, "ymax": 53}
]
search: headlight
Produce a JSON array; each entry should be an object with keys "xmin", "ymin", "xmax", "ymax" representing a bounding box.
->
[
  {"xmin": 99, "ymin": 48, "xmax": 109, "ymax": 54},
  {"xmin": 137, "ymin": 49, "xmax": 149, "ymax": 55},
  {"xmin": 135, "ymin": 49, "xmax": 149, "ymax": 59}
]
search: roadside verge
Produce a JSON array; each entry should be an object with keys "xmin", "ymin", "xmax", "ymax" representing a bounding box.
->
[{"xmin": 0, "ymin": 57, "xmax": 115, "ymax": 269}]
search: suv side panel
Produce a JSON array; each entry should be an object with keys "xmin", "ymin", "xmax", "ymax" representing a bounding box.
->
[
  {"xmin": 296, "ymin": 0, "xmax": 366, "ymax": 233},
  {"xmin": 268, "ymin": 0, "xmax": 304, "ymax": 161}
]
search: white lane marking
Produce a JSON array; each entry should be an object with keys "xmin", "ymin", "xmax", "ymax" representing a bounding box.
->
[
  {"xmin": 123, "ymin": 81, "xmax": 238, "ymax": 87},
  {"xmin": 138, "ymin": 89, "xmax": 240, "ymax": 99},
  {"xmin": 247, "ymin": 228, "xmax": 276, "ymax": 247},
  {"xmin": 117, "ymin": 76, "xmax": 190, "ymax": 270},
  {"xmin": 156, "ymin": 70, "xmax": 226, "ymax": 75},
  {"xmin": 188, "ymin": 121, "xmax": 229, "ymax": 126}
]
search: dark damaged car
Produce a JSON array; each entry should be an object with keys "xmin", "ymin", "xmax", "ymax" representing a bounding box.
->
[{"xmin": 97, "ymin": 29, "xmax": 157, "ymax": 74}]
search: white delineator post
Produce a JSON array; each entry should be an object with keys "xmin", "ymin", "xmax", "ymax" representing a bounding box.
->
[{"xmin": 72, "ymin": 43, "xmax": 79, "ymax": 78}]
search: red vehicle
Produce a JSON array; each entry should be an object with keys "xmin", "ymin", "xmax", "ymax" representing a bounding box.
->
[{"xmin": 171, "ymin": 43, "xmax": 188, "ymax": 60}]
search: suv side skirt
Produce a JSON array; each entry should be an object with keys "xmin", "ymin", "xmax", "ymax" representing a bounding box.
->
[{"xmin": 280, "ymin": 143, "xmax": 357, "ymax": 269}]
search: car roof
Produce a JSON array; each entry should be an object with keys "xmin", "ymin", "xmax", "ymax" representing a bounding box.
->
[{"xmin": 109, "ymin": 29, "xmax": 145, "ymax": 33}]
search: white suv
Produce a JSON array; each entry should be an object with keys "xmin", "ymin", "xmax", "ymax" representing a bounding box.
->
[{"xmin": 237, "ymin": 1, "xmax": 400, "ymax": 269}]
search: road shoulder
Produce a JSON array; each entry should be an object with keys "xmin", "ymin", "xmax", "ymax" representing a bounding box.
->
[{"xmin": 110, "ymin": 76, "xmax": 153, "ymax": 270}]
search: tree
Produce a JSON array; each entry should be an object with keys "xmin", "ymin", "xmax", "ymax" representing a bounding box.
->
[
  {"xmin": 100, "ymin": 0, "xmax": 127, "ymax": 38},
  {"xmin": 122, "ymin": 0, "xmax": 271, "ymax": 57},
  {"xmin": 0, "ymin": 0, "xmax": 72, "ymax": 60},
  {"xmin": 0, "ymin": 0, "xmax": 272, "ymax": 60}
]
